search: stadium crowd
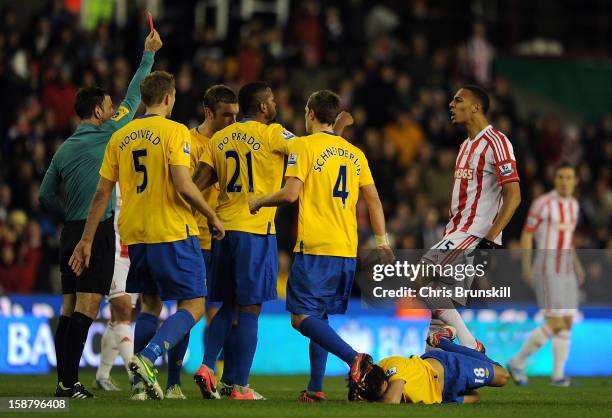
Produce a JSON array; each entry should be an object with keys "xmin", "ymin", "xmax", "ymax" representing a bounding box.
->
[{"xmin": 0, "ymin": 0, "xmax": 610, "ymax": 294}]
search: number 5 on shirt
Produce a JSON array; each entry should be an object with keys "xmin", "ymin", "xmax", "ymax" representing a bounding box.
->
[{"xmin": 132, "ymin": 149, "xmax": 148, "ymax": 193}]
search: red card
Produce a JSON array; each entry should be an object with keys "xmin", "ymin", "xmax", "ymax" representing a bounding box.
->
[{"xmin": 148, "ymin": 12, "xmax": 154, "ymax": 32}]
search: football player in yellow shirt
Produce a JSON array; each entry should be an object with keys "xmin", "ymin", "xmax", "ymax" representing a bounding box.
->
[
  {"xmin": 191, "ymin": 82, "xmax": 298, "ymax": 400},
  {"xmin": 69, "ymin": 71, "xmax": 224, "ymax": 401},
  {"xmin": 351, "ymin": 334, "xmax": 509, "ymax": 404},
  {"xmin": 189, "ymin": 85, "xmax": 238, "ymax": 396},
  {"xmin": 249, "ymin": 90, "xmax": 394, "ymax": 402}
]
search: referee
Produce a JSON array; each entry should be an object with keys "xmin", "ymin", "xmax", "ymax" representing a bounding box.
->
[{"xmin": 39, "ymin": 30, "xmax": 162, "ymax": 398}]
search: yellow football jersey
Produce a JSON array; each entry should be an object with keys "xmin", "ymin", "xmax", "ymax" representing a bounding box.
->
[
  {"xmin": 285, "ymin": 131, "xmax": 374, "ymax": 257},
  {"xmin": 378, "ymin": 356, "xmax": 443, "ymax": 404},
  {"xmin": 200, "ymin": 119, "xmax": 295, "ymax": 234},
  {"xmin": 100, "ymin": 114, "xmax": 198, "ymax": 245},
  {"xmin": 190, "ymin": 127, "xmax": 220, "ymax": 250}
]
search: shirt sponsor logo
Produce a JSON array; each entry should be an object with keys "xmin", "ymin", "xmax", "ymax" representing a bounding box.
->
[
  {"xmin": 183, "ymin": 142, "xmax": 191, "ymax": 156},
  {"xmin": 288, "ymin": 153, "xmax": 298, "ymax": 166},
  {"xmin": 386, "ymin": 366, "xmax": 397, "ymax": 377},
  {"xmin": 281, "ymin": 130, "xmax": 296, "ymax": 140},
  {"xmin": 111, "ymin": 105, "xmax": 129, "ymax": 121},
  {"xmin": 499, "ymin": 163, "xmax": 514, "ymax": 177},
  {"xmin": 455, "ymin": 167, "xmax": 474, "ymax": 180}
]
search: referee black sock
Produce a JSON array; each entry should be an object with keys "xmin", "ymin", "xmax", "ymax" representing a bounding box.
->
[
  {"xmin": 54, "ymin": 315, "xmax": 71, "ymax": 385},
  {"xmin": 63, "ymin": 312, "xmax": 94, "ymax": 387}
]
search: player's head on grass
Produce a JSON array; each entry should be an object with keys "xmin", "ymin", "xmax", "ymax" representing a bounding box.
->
[
  {"xmin": 554, "ymin": 161, "xmax": 577, "ymax": 197},
  {"xmin": 305, "ymin": 90, "xmax": 341, "ymax": 134},
  {"xmin": 140, "ymin": 70, "xmax": 176, "ymax": 117},
  {"xmin": 356, "ymin": 364, "xmax": 388, "ymax": 402},
  {"xmin": 74, "ymin": 86, "xmax": 113, "ymax": 125},
  {"xmin": 239, "ymin": 81, "xmax": 277, "ymax": 123},
  {"xmin": 203, "ymin": 85, "xmax": 239, "ymax": 132},
  {"xmin": 449, "ymin": 84, "xmax": 490, "ymax": 125}
]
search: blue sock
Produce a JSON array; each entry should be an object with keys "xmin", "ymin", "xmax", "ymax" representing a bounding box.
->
[
  {"xmin": 133, "ymin": 313, "xmax": 158, "ymax": 385},
  {"xmin": 203, "ymin": 304, "xmax": 234, "ymax": 369},
  {"xmin": 220, "ymin": 325, "xmax": 237, "ymax": 384},
  {"xmin": 234, "ymin": 312, "xmax": 259, "ymax": 386},
  {"xmin": 166, "ymin": 333, "xmax": 189, "ymax": 388},
  {"xmin": 307, "ymin": 340, "xmax": 328, "ymax": 392},
  {"xmin": 438, "ymin": 338, "xmax": 499, "ymax": 365},
  {"xmin": 299, "ymin": 316, "xmax": 357, "ymax": 365},
  {"xmin": 140, "ymin": 309, "xmax": 195, "ymax": 364}
]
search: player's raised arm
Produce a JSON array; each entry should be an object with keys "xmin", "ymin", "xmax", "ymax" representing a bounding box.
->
[{"xmin": 103, "ymin": 30, "xmax": 162, "ymax": 130}]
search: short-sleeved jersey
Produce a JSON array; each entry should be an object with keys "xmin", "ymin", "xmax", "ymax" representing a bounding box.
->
[
  {"xmin": 444, "ymin": 125, "xmax": 520, "ymax": 244},
  {"xmin": 200, "ymin": 119, "xmax": 295, "ymax": 234},
  {"xmin": 190, "ymin": 127, "xmax": 220, "ymax": 250},
  {"xmin": 523, "ymin": 190, "xmax": 579, "ymax": 276},
  {"xmin": 285, "ymin": 131, "xmax": 374, "ymax": 257},
  {"xmin": 100, "ymin": 114, "xmax": 198, "ymax": 245},
  {"xmin": 379, "ymin": 356, "xmax": 443, "ymax": 404}
]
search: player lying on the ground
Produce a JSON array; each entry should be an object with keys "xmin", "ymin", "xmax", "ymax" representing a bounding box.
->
[{"xmin": 349, "ymin": 331, "xmax": 509, "ymax": 404}]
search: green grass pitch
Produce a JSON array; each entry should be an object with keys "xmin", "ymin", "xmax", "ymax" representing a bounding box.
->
[{"xmin": 2, "ymin": 370, "xmax": 611, "ymax": 417}]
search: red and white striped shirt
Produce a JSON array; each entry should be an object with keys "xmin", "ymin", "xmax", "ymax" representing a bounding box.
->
[
  {"xmin": 524, "ymin": 190, "xmax": 579, "ymax": 276},
  {"xmin": 444, "ymin": 125, "xmax": 520, "ymax": 244}
]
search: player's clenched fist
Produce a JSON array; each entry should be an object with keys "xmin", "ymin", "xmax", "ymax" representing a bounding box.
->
[
  {"xmin": 69, "ymin": 239, "xmax": 92, "ymax": 276},
  {"xmin": 248, "ymin": 197, "xmax": 262, "ymax": 214},
  {"xmin": 144, "ymin": 29, "xmax": 163, "ymax": 52},
  {"xmin": 207, "ymin": 214, "xmax": 225, "ymax": 240}
]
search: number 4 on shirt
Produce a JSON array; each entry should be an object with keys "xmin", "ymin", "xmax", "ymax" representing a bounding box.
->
[{"xmin": 333, "ymin": 165, "xmax": 349, "ymax": 208}]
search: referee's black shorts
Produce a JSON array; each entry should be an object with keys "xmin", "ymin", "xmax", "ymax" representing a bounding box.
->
[{"xmin": 59, "ymin": 216, "xmax": 115, "ymax": 295}]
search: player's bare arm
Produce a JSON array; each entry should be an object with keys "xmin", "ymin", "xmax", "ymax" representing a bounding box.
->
[
  {"xmin": 249, "ymin": 177, "xmax": 303, "ymax": 214},
  {"xmin": 484, "ymin": 181, "xmax": 521, "ymax": 242},
  {"xmin": 520, "ymin": 229, "xmax": 534, "ymax": 285},
  {"xmin": 380, "ymin": 379, "xmax": 404, "ymax": 404},
  {"xmin": 361, "ymin": 183, "xmax": 395, "ymax": 264},
  {"xmin": 68, "ymin": 177, "xmax": 115, "ymax": 275},
  {"xmin": 192, "ymin": 161, "xmax": 218, "ymax": 191},
  {"xmin": 573, "ymin": 249, "xmax": 586, "ymax": 285},
  {"xmin": 170, "ymin": 164, "xmax": 225, "ymax": 239},
  {"xmin": 462, "ymin": 390, "xmax": 481, "ymax": 404}
]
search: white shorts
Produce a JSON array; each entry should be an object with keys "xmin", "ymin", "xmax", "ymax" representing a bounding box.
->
[
  {"xmin": 536, "ymin": 273, "xmax": 578, "ymax": 317},
  {"xmin": 421, "ymin": 232, "xmax": 482, "ymax": 305},
  {"xmin": 107, "ymin": 254, "xmax": 138, "ymax": 306}
]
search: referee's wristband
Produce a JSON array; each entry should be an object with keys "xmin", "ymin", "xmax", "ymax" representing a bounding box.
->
[{"xmin": 375, "ymin": 233, "xmax": 390, "ymax": 247}]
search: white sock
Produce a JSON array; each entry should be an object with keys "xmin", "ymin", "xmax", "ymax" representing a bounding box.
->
[
  {"xmin": 96, "ymin": 322, "xmax": 118, "ymax": 380},
  {"xmin": 435, "ymin": 309, "xmax": 477, "ymax": 349},
  {"xmin": 552, "ymin": 329, "xmax": 570, "ymax": 380},
  {"xmin": 513, "ymin": 324, "xmax": 552, "ymax": 367},
  {"xmin": 113, "ymin": 322, "xmax": 134, "ymax": 378}
]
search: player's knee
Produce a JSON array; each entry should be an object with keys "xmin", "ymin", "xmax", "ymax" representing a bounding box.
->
[
  {"xmin": 141, "ymin": 294, "xmax": 163, "ymax": 315},
  {"xmin": 291, "ymin": 314, "xmax": 309, "ymax": 331},
  {"xmin": 111, "ymin": 295, "xmax": 133, "ymax": 321}
]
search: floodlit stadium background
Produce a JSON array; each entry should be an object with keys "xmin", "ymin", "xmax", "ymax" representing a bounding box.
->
[{"xmin": 0, "ymin": 1, "xmax": 611, "ymax": 376}]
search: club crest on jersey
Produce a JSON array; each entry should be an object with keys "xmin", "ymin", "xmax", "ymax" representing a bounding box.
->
[
  {"xmin": 281, "ymin": 130, "xmax": 296, "ymax": 140},
  {"xmin": 499, "ymin": 163, "xmax": 514, "ymax": 177},
  {"xmin": 288, "ymin": 153, "xmax": 298, "ymax": 166},
  {"xmin": 386, "ymin": 367, "xmax": 398, "ymax": 378},
  {"xmin": 183, "ymin": 142, "xmax": 191, "ymax": 156}
]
